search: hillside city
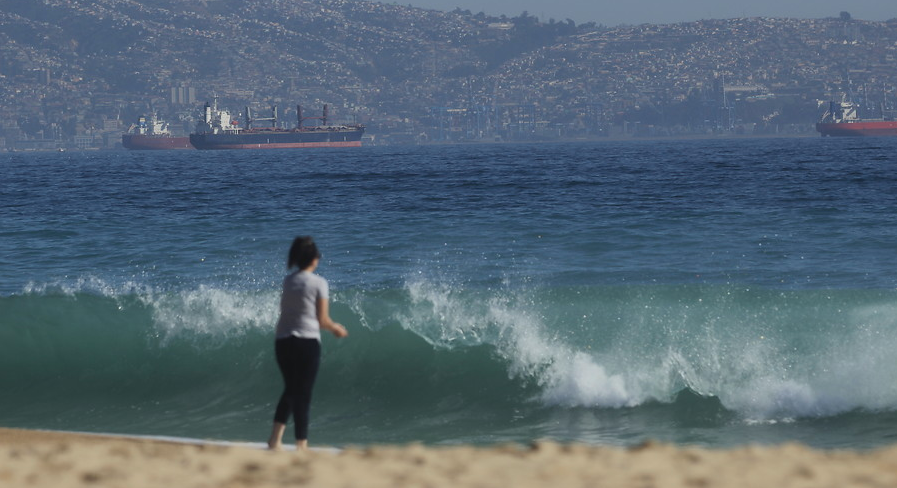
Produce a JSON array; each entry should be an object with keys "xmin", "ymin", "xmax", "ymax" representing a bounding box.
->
[{"xmin": 1, "ymin": 0, "xmax": 897, "ymax": 149}]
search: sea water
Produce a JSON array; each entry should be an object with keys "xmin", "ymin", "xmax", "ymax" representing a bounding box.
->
[{"xmin": 2, "ymin": 138, "xmax": 897, "ymax": 449}]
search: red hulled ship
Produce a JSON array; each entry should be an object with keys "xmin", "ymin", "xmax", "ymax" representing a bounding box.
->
[
  {"xmin": 816, "ymin": 101, "xmax": 897, "ymax": 137},
  {"xmin": 122, "ymin": 114, "xmax": 192, "ymax": 150}
]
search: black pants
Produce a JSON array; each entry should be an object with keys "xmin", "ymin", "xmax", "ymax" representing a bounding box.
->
[{"xmin": 273, "ymin": 336, "xmax": 321, "ymax": 440}]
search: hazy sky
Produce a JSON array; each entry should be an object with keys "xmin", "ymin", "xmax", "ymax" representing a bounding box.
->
[{"xmin": 401, "ymin": 0, "xmax": 895, "ymax": 26}]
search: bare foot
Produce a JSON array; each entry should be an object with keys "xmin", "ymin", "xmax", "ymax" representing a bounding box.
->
[{"xmin": 268, "ymin": 422, "xmax": 286, "ymax": 451}]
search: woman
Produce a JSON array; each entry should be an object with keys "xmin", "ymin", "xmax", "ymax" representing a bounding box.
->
[{"xmin": 268, "ymin": 236, "xmax": 348, "ymax": 450}]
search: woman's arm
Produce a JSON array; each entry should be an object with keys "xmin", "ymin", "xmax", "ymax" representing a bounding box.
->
[{"xmin": 317, "ymin": 298, "xmax": 348, "ymax": 338}]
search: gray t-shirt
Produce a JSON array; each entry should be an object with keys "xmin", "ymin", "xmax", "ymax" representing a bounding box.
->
[{"xmin": 275, "ymin": 270, "xmax": 329, "ymax": 340}]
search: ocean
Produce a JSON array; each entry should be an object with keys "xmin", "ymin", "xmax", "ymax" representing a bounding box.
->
[{"xmin": 2, "ymin": 137, "xmax": 897, "ymax": 450}]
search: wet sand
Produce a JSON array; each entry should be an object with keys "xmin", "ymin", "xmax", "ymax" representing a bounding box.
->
[{"xmin": 2, "ymin": 427, "xmax": 896, "ymax": 487}]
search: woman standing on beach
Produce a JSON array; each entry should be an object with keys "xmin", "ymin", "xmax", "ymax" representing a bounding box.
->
[{"xmin": 268, "ymin": 236, "xmax": 348, "ymax": 450}]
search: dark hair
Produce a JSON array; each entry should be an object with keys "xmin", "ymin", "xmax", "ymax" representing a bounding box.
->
[{"xmin": 287, "ymin": 236, "xmax": 321, "ymax": 270}]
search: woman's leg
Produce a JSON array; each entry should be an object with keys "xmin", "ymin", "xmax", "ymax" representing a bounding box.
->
[
  {"xmin": 271, "ymin": 338, "xmax": 297, "ymax": 449},
  {"xmin": 271, "ymin": 337, "xmax": 321, "ymax": 448},
  {"xmin": 291, "ymin": 339, "xmax": 321, "ymax": 444}
]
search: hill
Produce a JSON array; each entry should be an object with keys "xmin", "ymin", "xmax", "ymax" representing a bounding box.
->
[{"xmin": 1, "ymin": 0, "xmax": 896, "ymax": 145}]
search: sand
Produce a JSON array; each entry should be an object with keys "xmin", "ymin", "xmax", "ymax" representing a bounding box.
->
[{"xmin": 2, "ymin": 427, "xmax": 897, "ymax": 488}]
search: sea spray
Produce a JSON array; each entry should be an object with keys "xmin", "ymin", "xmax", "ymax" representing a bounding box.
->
[
  {"xmin": 379, "ymin": 277, "xmax": 897, "ymax": 420},
  {"xmin": 146, "ymin": 285, "xmax": 278, "ymax": 346},
  {"xmin": 5, "ymin": 276, "xmax": 897, "ymax": 446},
  {"xmin": 6, "ymin": 139, "xmax": 897, "ymax": 448}
]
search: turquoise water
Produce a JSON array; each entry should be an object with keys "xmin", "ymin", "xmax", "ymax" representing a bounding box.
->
[{"xmin": 2, "ymin": 138, "xmax": 897, "ymax": 449}]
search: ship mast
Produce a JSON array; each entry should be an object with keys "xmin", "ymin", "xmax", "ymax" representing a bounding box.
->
[
  {"xmin": 297, "ymin": 105, "xmax": 329, "ymax": 128},
  {"xmin": 245, "ymin": 105, "xmax": 278, "ymax": 129}
]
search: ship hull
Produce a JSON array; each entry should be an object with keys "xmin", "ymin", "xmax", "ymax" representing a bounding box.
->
[
  {"xmin": 189, "ymin": 128, "xmax": 364, "ymax": 150},
  {"xmin": 122, "ymin": 134, "xmax": 193, "ymax": 150},
  {"xmin": 816, "ymin": 121, "xmax": 897, "ymax": 137}
]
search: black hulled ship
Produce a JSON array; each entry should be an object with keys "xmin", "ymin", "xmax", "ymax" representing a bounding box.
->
[{"xmin": 189, "ymin": 98, "xmax": 364, "ymax": 150}]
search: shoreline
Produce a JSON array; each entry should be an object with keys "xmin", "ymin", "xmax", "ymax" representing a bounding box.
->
[{"xmin": 3, "ymin": 428, "xmax": 897, "ymax": 487}]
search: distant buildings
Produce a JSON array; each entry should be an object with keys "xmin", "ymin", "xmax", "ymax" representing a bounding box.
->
[
  {"xmin": 1, "ymin": 1, "xmax": 896, "ymax": 149},
  {"xmin": 171, "ymin": 86, "xmax": 197, "ymax": 106}
]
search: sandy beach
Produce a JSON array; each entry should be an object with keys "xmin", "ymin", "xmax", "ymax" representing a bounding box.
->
[{"xmin": 1, "ymin": 428, "xmax": 896, "ymax": 488}]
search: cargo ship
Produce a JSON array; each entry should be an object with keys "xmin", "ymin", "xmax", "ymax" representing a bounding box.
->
[
  {"xmin": 121, "ymin": 114, "xmax": 192, "ymax": 150},
  {"xmin": 189, "ymin": 98, "xmax": 364, "ymax": 150},
  {"xmin": 816, "ymin": 100, "xmax": 897, "ymax": 137}
]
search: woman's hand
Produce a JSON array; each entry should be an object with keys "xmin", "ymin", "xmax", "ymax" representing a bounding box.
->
[
  {"xmin": 330, "ymin": 323, "xmax": 348, "ymax": 338},
  {"xmin": 317, "ymin": 298, "xmax": 348, "ymax": 338}
]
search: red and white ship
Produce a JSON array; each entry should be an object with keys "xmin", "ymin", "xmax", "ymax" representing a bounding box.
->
[
  {"xmin": 816, "ymin": 101, "xmax": 897, "ymax": 137},
  {"xmin": 122, "ymin": 114, "xmax": 192, "ymax": 150}
]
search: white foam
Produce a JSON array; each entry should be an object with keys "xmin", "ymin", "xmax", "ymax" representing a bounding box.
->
[
  {"xmin": 20, "ymin": 276, "xmax": 279, "ymax": 344},
  {"xmin": 145, "ymin": 285, "xmax": 278, "ymax": 343},
  {"xmin": 540, "ymin": 352, "xmax": 632, "ymax": 407},
  {"xmin": 401, "ymin": 276, "xmax": 647, "ymax": 409},
  {"xmin": 397, "ymin": 276, "xmax": 897, "ymax": 419},
  {"xmin": 36, "ymin": 430, "xmax": 340, "ymax": 452}
]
